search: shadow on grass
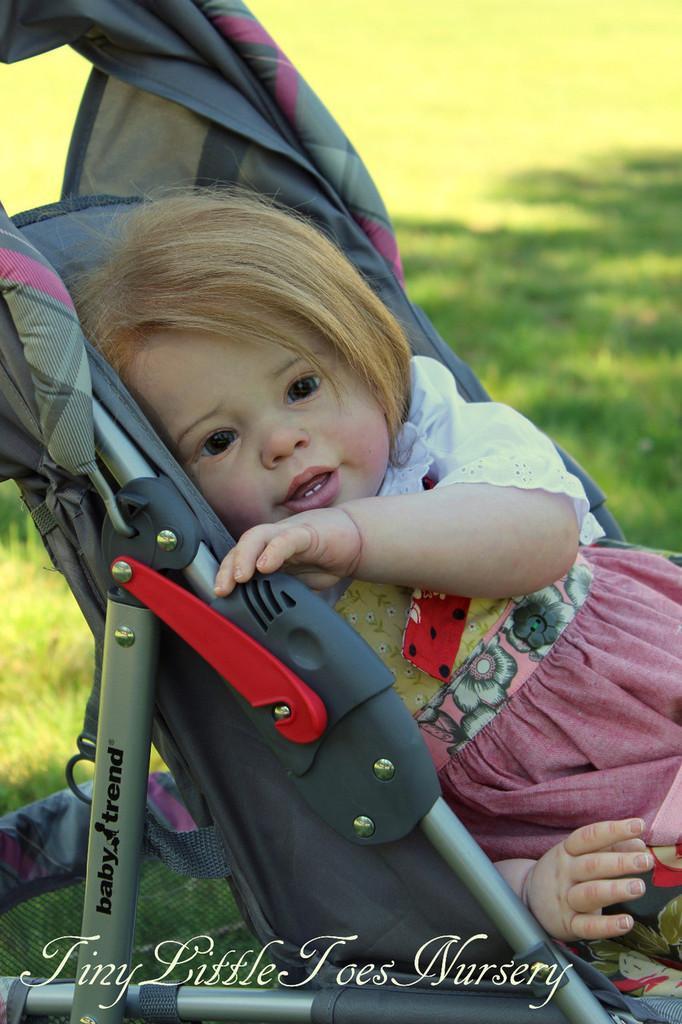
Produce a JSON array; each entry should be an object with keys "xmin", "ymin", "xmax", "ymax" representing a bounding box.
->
[{"xmin": 396, "ymin": 149, "xmax": 682, "ymax": 547}]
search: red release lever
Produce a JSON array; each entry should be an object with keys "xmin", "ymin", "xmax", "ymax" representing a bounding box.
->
[{"xmin": 111, "ymin": 557, "xmax": 327, "ymax": 744}]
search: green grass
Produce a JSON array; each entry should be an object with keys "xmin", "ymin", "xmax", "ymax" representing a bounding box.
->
[
  {"xmin": 1, "ymin": 0, "xmax": 681, "ymax": 815},
  {"xmin": 0, "ymin": 47, "xmax": 89, "ymax": 216},
  {"xmin": 0, "ymin": 482, "xmax": 95, "ymax": 814},
  {"xmin": 396, "ymin": 151, "xmax": 682, "ymax": 547}
]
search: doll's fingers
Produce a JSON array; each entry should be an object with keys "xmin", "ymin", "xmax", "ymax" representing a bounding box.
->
[
  {"xmin": 214, "ymin": 530, "xmax": 274, "ymax": 594},
  {"xmin": 229, "ymin": 525, "xmax": 291, "ymax": 582},
  {"xmin": 213, "ymin": 549, "xmax": 242, "ymax": 595},
  {"xmin": 610, "ymin": 839, "xmax": 649, "ymax": 854},
  {"xmin": 216, "ymin": 525, "xmax": 320, "ymax": 594},
  {"xmin": 568, "ymin": 911, "xmax": 636, "ymax": 942},
  {"xmin": 570, "ymin": 848, "xmax": 653, "ymax": 887},
  {"xmin": 563, "ymin": 819, "xmax": 645, "ymax": 857},
  {"xmin": 253, "ymin": 526, "xmax": 316, "ymax": 574},
  {"xmin": 567, "ymin": 875, "xmax": 647, "ymax": 916}
]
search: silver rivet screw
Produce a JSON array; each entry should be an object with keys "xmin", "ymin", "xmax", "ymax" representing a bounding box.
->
[
  {"xmin": 272, "ymin": 704, "xmax": 292, "ymax": 721},
  {"xmin": 353, "ymin": 815, "xmax": 375, "ymax": 838},
  {"xmin": 111, "ymin": 560, "xmax": 133, "ymax": 583},
  {"xmin": 530, "ymin": 962, "xmax": 552, "ymax": 981},
  {"xmin": 373, "ymin": 758, "xmax": 395, "ymax": 780},
  {"xmin": 115, "ymin": 626, "xmax": 135, "ymax": 647},
  {"xmin": 157, "ymin": 529, "xmax": 179, "ymax": 552}
]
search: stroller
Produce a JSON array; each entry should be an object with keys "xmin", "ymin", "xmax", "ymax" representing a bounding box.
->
[{"xmin": 0, "ymin": 3, "xmax": 676, "ymax": 1022}]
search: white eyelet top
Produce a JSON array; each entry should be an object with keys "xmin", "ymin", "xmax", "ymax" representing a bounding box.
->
[{"xmin": 379, "ymin": 356, "xmax": 604, "ymax": 547}]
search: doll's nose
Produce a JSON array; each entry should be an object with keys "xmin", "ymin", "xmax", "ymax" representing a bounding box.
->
[{"xmin": 260, "ymin": 423, "xmax": 310, "ymax": 468}]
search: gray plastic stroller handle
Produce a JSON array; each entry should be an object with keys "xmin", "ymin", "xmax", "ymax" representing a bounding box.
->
[{"xmin": 107, "ymin": 550, "xmax": 442, "ymax": 846}]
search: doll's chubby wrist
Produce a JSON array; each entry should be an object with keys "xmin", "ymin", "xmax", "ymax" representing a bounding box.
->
[
  {"xmin": 520, "ymin": 861, "xmax": 538, "ymax": 910},
  {"xmin": 494, "ymin": 858, "xmax": 538, "ymax": 907},
  {"xmin": 334, "ymin": 502, "xmax": 366, "ymax": 575}
]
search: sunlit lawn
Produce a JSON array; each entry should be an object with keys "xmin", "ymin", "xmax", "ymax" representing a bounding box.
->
[
  {"xmin": 0, "ymin": 509, "xmax": 94, "ymax": 813},
  {"xmin": 0, "ymin": 0, "xmax": 680, "ymax": 816}
]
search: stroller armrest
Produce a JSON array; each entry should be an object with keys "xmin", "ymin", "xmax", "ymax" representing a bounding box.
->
[{"xmin": 108, "ymin": 547, "xmax": 440, "ymax": 847}]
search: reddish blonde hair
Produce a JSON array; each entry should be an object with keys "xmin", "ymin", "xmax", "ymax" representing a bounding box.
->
[{"xmin": 75, "ymin": 189, "xmax": 413, "ymax": 455}]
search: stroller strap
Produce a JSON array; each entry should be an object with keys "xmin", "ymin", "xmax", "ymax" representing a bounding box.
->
[{"xmin": 142, "ymin": 813, "xmax": 231, "ymax": 881}]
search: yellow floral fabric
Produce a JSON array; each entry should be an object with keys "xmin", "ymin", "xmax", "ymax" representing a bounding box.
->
[
  {"xmin": 334, "ymin": 581, "xmax": 434, "ymax": 712},
  {"xmin": 334, "ymin": 580, "xmax": 507, "ymax": 712}
]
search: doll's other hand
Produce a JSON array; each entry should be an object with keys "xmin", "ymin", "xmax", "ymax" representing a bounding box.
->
[
  {"xmin": 213, "ymin": 507, "xmax": 363, "ymax": 596},
  {"xmin": 524, "ymin": 819, "xmax": 652, "ymax": 942}
]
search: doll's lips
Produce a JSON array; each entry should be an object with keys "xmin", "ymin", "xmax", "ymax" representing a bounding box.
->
[{"xmin": 284, "ymin": 468, "xmax": 339, "ymax": 513}]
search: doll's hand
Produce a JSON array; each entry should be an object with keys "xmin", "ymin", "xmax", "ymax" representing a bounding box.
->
[
  {"xmin": 522, "ymin": 819, "xmax": 652, "ymax": 941},
  {"xmin": 213, "ymin": 507, "xmax": 363, "ymax": 595}
]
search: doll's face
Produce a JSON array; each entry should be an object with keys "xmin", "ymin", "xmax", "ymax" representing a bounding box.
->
[{"xmin": 128, "ymin": 329, "xmax": 390, "ymax": 536}]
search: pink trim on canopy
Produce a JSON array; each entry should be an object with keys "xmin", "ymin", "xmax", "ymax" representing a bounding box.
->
[
  {"xmin": 211, "ymin": 15, "xmax": 299, "ymax": 126},
  {"xmin": 0, "ymin": 248, "xmax": 76, "ymax": 310},
  {"xmin": 0, "ymin": 831, "xmax": 48, "ymax": 882},
  {"xmin": 353, "ymin": 214, "xmax": 405, "ymax": 286}
]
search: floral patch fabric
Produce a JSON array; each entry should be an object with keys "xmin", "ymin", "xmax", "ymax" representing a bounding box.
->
[
  {"xmin": 334, "ymin": 581, "xmax": 440, "ymax": 713},
  {"xmin": 434, "ymin": 545, "xmax": 682, "ymax": 862},
  {"xmin": 414, "ymin": 556, "xmax": 594, "ymax": 767},
  {"xmin": 334, "ymin": 556, "xmax": 594, "ymax": 748}
]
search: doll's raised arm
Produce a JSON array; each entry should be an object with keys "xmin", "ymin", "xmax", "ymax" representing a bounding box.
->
[{"xmin": 214, "ymin": 482, "xmax": 578, "ymax": 597}]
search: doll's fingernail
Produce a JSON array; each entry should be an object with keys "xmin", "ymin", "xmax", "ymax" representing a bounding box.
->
[
  {"xmin": 635, "ymin": 854, "xmax": 652, "ymax": 870},
  {"xmin": 628, "ymin": 818, "xmax": 644, "ymax": 834},
  {"xmin": 233, "ymin": 565, "xmax": 244, "ymax": 580},
  {"xmin": 628, "ymin": 880, "xmax": 645, "ymax": 896},
  {"xmin": 617, "ymin": 916, "xmax": 633, "ymax": 932},
  {"xmin": 256, "ymin": 555, "xmax": 267, "ymax": 569}
]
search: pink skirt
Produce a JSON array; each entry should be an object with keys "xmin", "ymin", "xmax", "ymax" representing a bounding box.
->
[{"xmin": 436, "ymin": 546, "xmax": 682, "ymax": 861}]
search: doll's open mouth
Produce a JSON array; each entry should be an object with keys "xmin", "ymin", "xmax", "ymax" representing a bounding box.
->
[{"xmin": 284, "ymin": 469, "xmax": 339, "ymax": 513}]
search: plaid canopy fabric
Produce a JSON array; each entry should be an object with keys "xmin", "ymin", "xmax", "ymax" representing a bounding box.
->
[{"xmin": 0, "ymin": 205, "xmax": 97, "ymax": 478}]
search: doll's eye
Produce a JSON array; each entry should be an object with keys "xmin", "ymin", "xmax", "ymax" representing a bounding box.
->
[
  {"xmin": 201, "ymin": 429, "xmax": 237, "ymax": 456},
  {"xmin": 287, "ymin": 375, "xmax": 321, "ymax": 403}
]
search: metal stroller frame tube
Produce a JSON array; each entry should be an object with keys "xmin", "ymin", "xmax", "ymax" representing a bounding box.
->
[
  {"xmin": 27, "ymin": 983, "xmax": 600, "ymax": 1023},
  {"xmin": 420, "ymin": 799, "xmax": 614, "ymax": 1024},
  {"xmin": 31, "ymin": 985, "xmax": 320, "ymax": 1023},
  {"xmin": 68, "ymin": 591, "xmax": 160, "ymax": 1024}
]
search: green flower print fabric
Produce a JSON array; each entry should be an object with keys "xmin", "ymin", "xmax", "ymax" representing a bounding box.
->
[{"xmin": 417, "ymin": 555, "xmax": 594, "ymax": 759}]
